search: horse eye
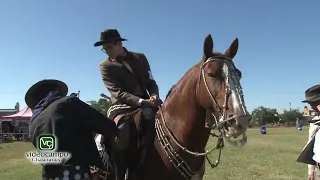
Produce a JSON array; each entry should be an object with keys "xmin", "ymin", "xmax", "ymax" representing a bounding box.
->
[{"xmin": 208, "ymin": 72, "xmax": 216, "ymax": 77}]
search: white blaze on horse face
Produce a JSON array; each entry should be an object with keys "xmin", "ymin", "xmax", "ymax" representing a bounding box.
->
[{"xmin": 223, "ymin": 62, "xmax": 250, "ymax": 135}]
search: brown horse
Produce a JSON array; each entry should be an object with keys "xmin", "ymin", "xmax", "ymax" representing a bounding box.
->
[{"xmin": 92, "ymin": 34, "xmax": 251, "ymax": 180}]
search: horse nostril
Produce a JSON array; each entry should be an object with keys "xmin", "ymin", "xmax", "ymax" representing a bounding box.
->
[
  {"xmin": 228, "ymin": 114, "xmax": 234, "ymax": 118},
  {"xmin": 237, "ymin": 123, "xmax": 242, "ymax": 129},
  {"xmin": 227, "ymin": 118, "xmax": 236, "ymax": 126}
]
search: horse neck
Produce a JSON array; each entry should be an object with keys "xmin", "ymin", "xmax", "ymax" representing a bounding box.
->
[{"xmin": 163, "ymin": 65, "xmax": 211, "ymax": 154}]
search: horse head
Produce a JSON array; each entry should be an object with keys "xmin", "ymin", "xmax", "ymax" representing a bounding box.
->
[
  {"xmin": 198, "ymin": 34, "xmax": 251, "ymax": 145},
  {"xmin": 135, "ymin": 34, "xmax": 252, "ymax": 180}
]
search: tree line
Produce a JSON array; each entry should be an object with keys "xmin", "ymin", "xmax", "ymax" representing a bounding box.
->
[
  {"xmin": 87, "ymin": 98, "xmax": 111, "ymax": 115},
  {"xmin": 88, "ymin": 97, "xmax": 310, "ymax": 127},
  {"xmin": 250, "ymin": 106, "xmax": 309, "ymax": 127}
]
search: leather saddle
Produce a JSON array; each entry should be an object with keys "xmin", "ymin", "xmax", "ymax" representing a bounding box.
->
[{"xmin": 90, "ymin": 107, "xmax": 156, "ymax": 179}]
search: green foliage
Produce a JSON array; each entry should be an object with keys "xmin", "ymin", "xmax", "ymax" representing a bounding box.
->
[
  {"xmin": 251, "ymin": 106, "xmax": 279, "ymax": 125},
  {"xmin": 88, "ymin": 95, "xmax": 306, "ymax": 126},
  {"xmin": 87, "ymin": 98, "xmax": 111, "ymax": 115},
  {"xmin": 251, "ymin": 106, "xmax": 304, "ymax": 125},
  {"xmin": 278, "ymin": 108, "xmax": 304, "ymax": 122}
]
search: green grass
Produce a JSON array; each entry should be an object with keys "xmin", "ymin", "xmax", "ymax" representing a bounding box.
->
[{"xmin": 0, "ymin": 128, "xmax": 309, "ymax": 180}]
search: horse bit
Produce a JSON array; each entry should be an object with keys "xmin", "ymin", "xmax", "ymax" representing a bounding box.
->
[{"xmin": 155, "ymin": 55, "xmax": 246, "ymax": 180}]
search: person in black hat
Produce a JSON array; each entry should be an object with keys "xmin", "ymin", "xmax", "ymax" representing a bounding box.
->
[
  {"xmin": 94, "ymin": 29, "xmax": 162, "ymax": 180},
  {"xmin": 298, "ymin": 84, "xmax": 320, "ymax": 180},
  {"xmin": 26, "ymin": 79, "xmax": 118, "ymax": 180}
]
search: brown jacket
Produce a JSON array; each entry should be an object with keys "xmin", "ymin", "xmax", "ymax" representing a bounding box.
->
[{"xmin": 99, "ymin": 50, "xmax": 159, "ymax": 109}]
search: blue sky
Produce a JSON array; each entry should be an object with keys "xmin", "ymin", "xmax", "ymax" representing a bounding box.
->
[{"xmin": 0, "ymin": 0, "xmax": 319, "ymax": 113}]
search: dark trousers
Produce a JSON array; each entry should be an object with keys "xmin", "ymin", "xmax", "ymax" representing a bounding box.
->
[
  {"xmin": 42, "ymin": 164, "xmax": 92, "ymax": 180},
  {"xmin": 113, "ymin": 107, "xmax": 156, "ymax": 180}
]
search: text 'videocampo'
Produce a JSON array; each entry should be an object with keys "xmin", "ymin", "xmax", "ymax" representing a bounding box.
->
[{"xmin": 25, "ymin": 152, "xmax": 71, "ymax": 158}]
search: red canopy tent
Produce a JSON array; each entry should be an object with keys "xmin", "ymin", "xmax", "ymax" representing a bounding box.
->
[{"xmin": 1, "ymin": 107, "xmax": 32, "ymax": 120}]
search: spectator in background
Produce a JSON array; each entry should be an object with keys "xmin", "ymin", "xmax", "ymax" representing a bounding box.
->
[
  {"xmin": 296, "ymin": 118, "xmax": 303, "ymax": 131},
  {"xmin": 307, "ymin": 116, "xmax": 320, "ymax": 180},
  {"xmin": 297, "ymin": 85, "xmax": 320, "ymax": 180},
  {"xmin": 313, "ymin": 119, "xmax": 320, "ymax": 168},
  {"xmin": 18, "ymin": 128, "xmax": 23, "ymax": 141}
]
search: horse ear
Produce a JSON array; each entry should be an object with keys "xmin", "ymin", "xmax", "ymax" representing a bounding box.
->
[
  {"xmin": 203, "ymin": 34, "xmax": 213, "ymax": 60},
  {"xmin": 224, "ymin": 38, "xmax": 239, "ymax": 59}
]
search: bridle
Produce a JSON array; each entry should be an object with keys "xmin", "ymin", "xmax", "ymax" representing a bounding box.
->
[
  {"xmin": 199, "ymin": 56, "xmax": 247, "ymax": 146},
  {"xmin": 155, "ymin": 56, "xmax": 247, "ymax": 180}
]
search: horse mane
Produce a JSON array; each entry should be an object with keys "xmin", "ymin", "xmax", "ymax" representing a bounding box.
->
[
  {"xmin": 164, "ymin": 62, "xmax": 202, "ymax": 103},
  {"xmin": 164, "ymin": 51, "xmax": 237, "ymax": 102},
  {"xmin": 163, "ymin": 53, "xmax": 228, "ymax": 102},
  {"xmin": 165, "ymin": 85, "xmax": 176, "ymax": 100}
]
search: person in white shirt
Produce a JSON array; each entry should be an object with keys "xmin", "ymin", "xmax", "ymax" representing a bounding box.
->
[
  {"xmin": 308, "ymin": 118, "xmax": 320, "ymax": 180},
  {"xmin": 313, "ymin": 122, "xmax": 320, "ymax": 165},
  {"xmin": 299, "ymin": 85, "xmax": 320, "ymax": 180}
]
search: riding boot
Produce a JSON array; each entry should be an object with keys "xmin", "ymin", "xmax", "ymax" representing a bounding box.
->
[
  {"xmin": 146, "ymin": 110, "xmax": 156, "ymax": 145},
  {"xmin": 142, "ymin": 108, "xmax": 156, "ymax": 146},
  {"xmin": 137, "ymin": 108, "xmax": 156, "ymax": 170},
  {"xmin": 113, "ymin": 150, "xmax": 127, "ymax": 180}
]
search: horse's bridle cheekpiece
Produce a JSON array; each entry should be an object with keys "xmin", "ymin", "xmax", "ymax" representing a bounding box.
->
[
  {"xmin": 94, "ymin": 29, "xmax": 127, "ymax": 47},
  {"xmin": 198, "ymin": 55, "xmax": 247, "ymax": 146}
]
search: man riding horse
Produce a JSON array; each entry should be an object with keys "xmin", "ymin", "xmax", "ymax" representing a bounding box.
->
[{"xmin": 94, "ymin": 29, "xmax": 162, "ymax": 180}]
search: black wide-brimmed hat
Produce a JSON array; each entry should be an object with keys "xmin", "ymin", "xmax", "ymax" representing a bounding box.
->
[
  {"xmin": 25, "ymin": 79, "xmax": 68, "ymax": 109},
  {"xmin": 94, "ymin": 29, "xmax": 127, "ymax": 47},
  {"xmin": 302, "ymin": 84, "xmax": 320, "ymax": 103}
]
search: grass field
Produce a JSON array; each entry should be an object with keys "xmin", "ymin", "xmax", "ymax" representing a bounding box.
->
[{"xmin": 0, "ymin": 128, "xmax": 309, "ymax": 180}]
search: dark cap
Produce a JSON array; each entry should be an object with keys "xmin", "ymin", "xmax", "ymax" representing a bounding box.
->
[
  {"xmin": 302, "ymin": 84, "xmax": 320, "ymax": 103},
  {"xmin": 94, "ymin": 29, "xmax": 127, "ymax": 47}
]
